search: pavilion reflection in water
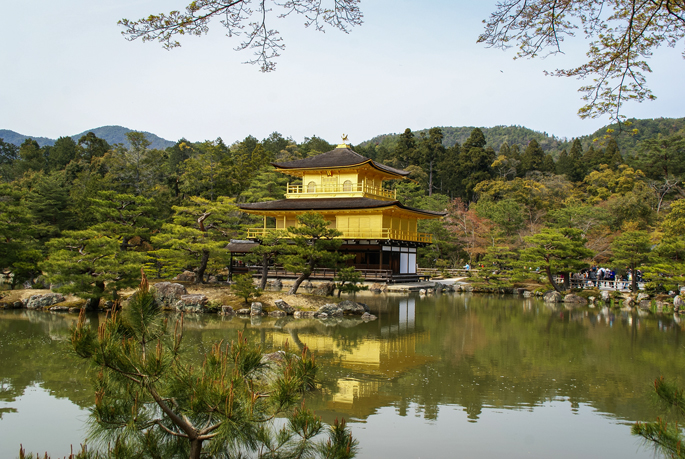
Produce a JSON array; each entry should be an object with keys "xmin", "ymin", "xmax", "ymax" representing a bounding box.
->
[{"xmin": 268, "ymin": 298, "xmax": 431, "ymax": 417}]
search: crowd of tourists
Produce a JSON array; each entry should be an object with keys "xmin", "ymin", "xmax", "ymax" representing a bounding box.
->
[{"xmin": 579, "ymin": 266, "xmax": 643, "ymax": 288}]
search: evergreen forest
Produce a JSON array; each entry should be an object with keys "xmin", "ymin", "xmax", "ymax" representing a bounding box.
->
[{"xmin": 2, "ymin": 118, "xmax": 685, "ymax": 302}]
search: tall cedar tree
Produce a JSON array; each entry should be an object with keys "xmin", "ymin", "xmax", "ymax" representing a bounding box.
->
[
  {"xmin": 457, "ymin": 128, "xmax": 494, "ymax": 202},
  {"xmin": 69, "ymin": 272, "xmax": 357, "ymax": 459}
]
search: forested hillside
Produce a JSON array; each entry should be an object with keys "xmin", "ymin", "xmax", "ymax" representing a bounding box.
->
[
  {"xmin": 1, "ymin": 121, "xmax": 685, "ymax": 303},
  {"xmin": 364, "ymin": 117, "xmax": 685, "ymax": 159}
]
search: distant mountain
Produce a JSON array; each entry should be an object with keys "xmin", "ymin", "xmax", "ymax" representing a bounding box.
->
[
  {"xmin": 0, "ymin": 130, "xmax": 55, "ymax": 148},
  {"xmin": 0, "ymin": 125, "xmax": 176, "ymax": 150},
  {"xmin": 361, "ymin": 117, "xmax": 685, "ymax": 159}
]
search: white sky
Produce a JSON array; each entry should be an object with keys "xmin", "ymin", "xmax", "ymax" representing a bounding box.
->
[{"xmin": 1, "ymin": 1, "xmax": 684, "ymax": 146}]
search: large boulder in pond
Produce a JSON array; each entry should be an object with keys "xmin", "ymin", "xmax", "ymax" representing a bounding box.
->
[
  {"xmin": 153, "ymin": 282, "xmax": 188, "ymax": 308},
  {"xmin": 174, "ymin": 294, "xmax": 208, "ymax": 313},
  {"xmin": 316, "ymin": 303, "xmax": 343, "ymax": 317},
  {"xmin": 26, "ymin": 293, "xmax": 65, "ymax": 310},
  {"xmin": 338, "ymin": 300, "xmax": 369, "ymax": 315},
  {"xmin": 274, "ymin": 299, "xmax": 295, "ymax": 315},
  {"xmin": 543, "ymin": 291, "xmax": 562, "ymax": 303}
]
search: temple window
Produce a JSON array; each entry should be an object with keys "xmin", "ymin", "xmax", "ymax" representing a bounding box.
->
[
  {"xmin": 343, "ymin": 180, "xmax": 353, "ymax": 191},
  {"xmin": 307, "ymin": 181, "xmax": 316, "ymax": 193}
]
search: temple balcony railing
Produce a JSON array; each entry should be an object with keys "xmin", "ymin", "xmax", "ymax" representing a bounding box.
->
[
  {"xmin": 285, "ymin": 183, "xmax": 396, "ymax": 200},
  {"xmin": 246, "ymin": 228, "xmax": 432, "ymax": 243}
]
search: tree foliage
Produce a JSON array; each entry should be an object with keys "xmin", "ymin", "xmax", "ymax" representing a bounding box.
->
[
  {"xmin": 118, "ymin": 0, "xmax": 363, "ymax": 71},
  {"xmin": 69, "ymin": 274, "xmax": 357, "ymax": 459},
  {"xmin": 478, "ymin": 0, "xmax": 685, "ymax": 122}
]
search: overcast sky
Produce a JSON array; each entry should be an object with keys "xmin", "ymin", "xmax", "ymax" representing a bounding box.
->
[{"xmin": 2, "ymin": 1, "xmax": 684, "ymax": 146}]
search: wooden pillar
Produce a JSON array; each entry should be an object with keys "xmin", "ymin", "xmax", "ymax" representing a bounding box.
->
[{"xmin": 228, "ymin": 252, "xmax": 233, "ymax": 281}]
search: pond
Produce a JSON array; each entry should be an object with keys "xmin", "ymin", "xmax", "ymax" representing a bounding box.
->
[{"xmin": 1, "ymin": 292, "xmax": 683, "ymax": 458}]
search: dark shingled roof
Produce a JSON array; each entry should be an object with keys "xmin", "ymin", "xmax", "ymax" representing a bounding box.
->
[
  {"xmin": 272, "ymin": 147, "xmax": 409, "ymax": 177},
  {"xmin": 225, "ymin": 241, "xmax": 259, "ymax": 253},
  {"xmin": 239, "ymin": 198, "xmax": 446, "ymax": 217}
]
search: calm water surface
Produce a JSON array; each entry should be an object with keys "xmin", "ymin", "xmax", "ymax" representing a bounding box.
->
[{"xmin": 1, "ymin": 292, "xmax": 684, "ymax": 458}]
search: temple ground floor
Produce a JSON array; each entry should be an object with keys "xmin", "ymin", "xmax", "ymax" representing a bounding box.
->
[{"xmin": 227, "ymin": 240, "xmax": 427, "ymax": 283}]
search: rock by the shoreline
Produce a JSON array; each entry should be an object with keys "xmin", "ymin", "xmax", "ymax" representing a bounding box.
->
[
  {"xmin": 267, "ymin": 279, "xmax": 283, "ymax": 291},
  {"xmin": 251, "ymin": 302, "xmax": 264, "ymax": 316},
  {"xmin": 49, "ymin": 305, "xmax": 70, "ymax": 312},
  {"xmin": 543, "ymin": 291, "xmax": 562, "ymax": 303},
  {"xmin": 236, "ymin": 308, "xmax": 251, "ymax": 315},
  {"xmin": 361, "ymin": 312, "xmax": 377, "ymax": 321},
  {"xmin": 274, "ymin": 299, "xmax": 295, "ymax": 315},
  {"xmin": 316, "ymin": 304, "xmax": 343, "ymax": 317},
  {"xmin": 338, "ymin": 300, "xmax": 368, "ymax": 315},
  {"xmin": 637, "ymin": 293, "xmax": 650, "ymax": 302},
  {"xmin": 563, "ymin": 294, "xmax": 587, "ymax": 305},
  {"xmin": 175, "ymin": 271, "xmax": 196, "ymax": 282},
  {"xmin": 26, "ymin": 293, "xmax": 65, "ymax": 310},
  {"xmin": 220, "ymin": 305, "xmax": 235, "ymax": 315},
  {"xmin": 674, "ymin": 295, "xmax": 683, "ymax": 312},
  {"xmin": 174, "ymin": 294, "xmax": 207, "ymax": 313},
  {"xmin": 601, "ymin": 291, "xmax": 611, "ymax": 301},
  {"xmin": 314, "ymin": 282, "xmax": 335, "ymax": 297},
  {"xmin": 294, "ymin": 311, "xmax": 317, "ymax": 319},
  {"xmin": 269, "ymin": 310, "xmax": 286, "ymax": 317},
  {"xmin": 369, "ymin": 283, "xmax": 388, "ymax": 293},
  {"xmin": 152, "ymin": 282, "xmax": 188, "ymax": 308},
  {"xmin": 522, "ymin": 291, "xmax": 533, "ymax": 298}
]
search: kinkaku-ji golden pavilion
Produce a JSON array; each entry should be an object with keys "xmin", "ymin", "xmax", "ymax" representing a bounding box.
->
[{"xmin": 235, "ymin": 139, "xmax": 445, "ymax": 282}]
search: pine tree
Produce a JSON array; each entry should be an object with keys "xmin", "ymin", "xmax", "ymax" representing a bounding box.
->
[
  {"xmin": 0, "ymin": 183, "xmax": 43, "ymax": 288},
  {"xmin": 42, "ymin": 191, "xmax": 155, "ymax": 309},
  {"xmin": 281, "ymin": 212, "xmax": 344, "ymax": 294},
  {"xmin": 521, "ymin": 228, "xmax": 593, "ymax": 292},
  {"xmin": 249, "ymin": 230, "xmax": 288, "ymax": 290},
  {"xmin": 335, "ymin": 266, "xmax": 368, "ymax": 297},
  {"xmin": 152, "ymin": 197, "xmax": 239, "ymax": 283},
  {"xmin": 633, "ymin": 377, "xmax": 685, "ymax": 459},
  {"xmin": 611, "ymin": 230, "xmax": 652, "ymax": 291},
  {"xmin": 69, "ymin": 273, "xmax": 357, "ymax": 459},
  {"xmin": 231, "ymin": 273, "xmax": 261, "ymax": 304}
]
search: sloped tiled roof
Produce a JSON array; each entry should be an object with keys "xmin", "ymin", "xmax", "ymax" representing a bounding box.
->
[
  {"xmin": 272, "ymin": 147, "xmax": 409, "ymax": 177},
  {"xmin": 239, "ymin": 197, "xmax": 446, "ymax": 217}
]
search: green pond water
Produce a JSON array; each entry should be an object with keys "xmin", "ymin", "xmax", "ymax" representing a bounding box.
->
[{"xmin": 1, "ymin": 292, "xmax": 684, "ymax": 458}]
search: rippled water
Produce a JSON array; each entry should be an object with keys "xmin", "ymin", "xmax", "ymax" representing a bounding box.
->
[{"xmin": 2, "ymin": 292, "xmax": 683, "ymax": 458}]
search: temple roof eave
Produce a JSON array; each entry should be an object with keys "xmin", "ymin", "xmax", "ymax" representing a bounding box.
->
[
  {"xmin": 271, "ymin": 148, "xmax": 410, "ymax": 178},
  {"xmin": 238, "ymin": 198, "xmax": 446, "ymax": 219}
]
